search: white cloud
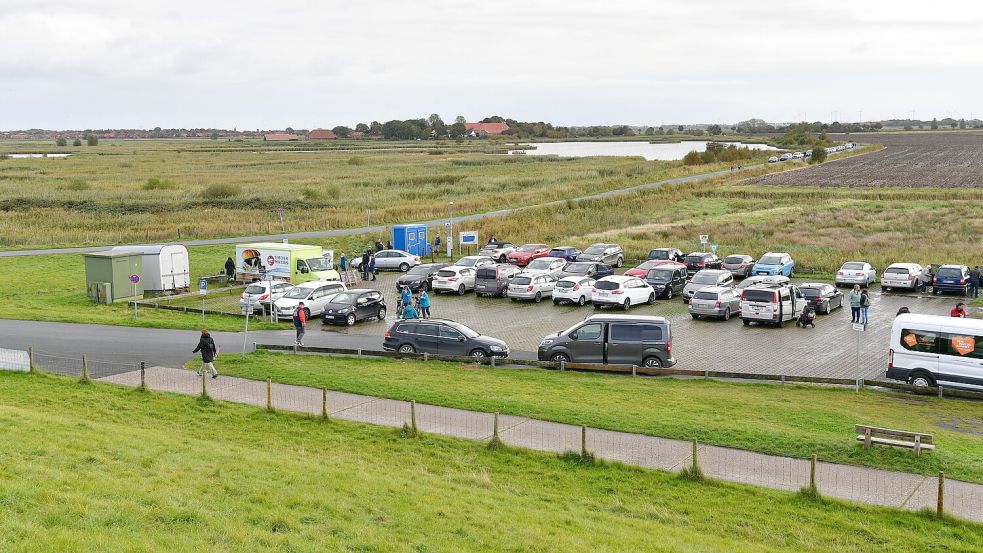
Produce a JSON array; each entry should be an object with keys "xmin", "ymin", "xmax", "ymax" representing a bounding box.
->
[{"xmin": 0, "ymin": 0, "xmax": 981, "ymax": 128}]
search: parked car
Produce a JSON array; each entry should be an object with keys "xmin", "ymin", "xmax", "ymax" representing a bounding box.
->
[
  {"xmin": 881, "ymin": 263, "xmax": 924, "ymax": 292},
  {"xmin": 321, "ymin": 289, "xmax": 386, "ymax": 326},
  {"xmin": 887, "ymin": 313, "xmax": 983, "ymax": 389},
  {"xmin": 768, "ymin": 156, "xmax": 779, "ymax": 163},
  {"xmin": 384, "ymin": 318, "xmax": 509, "ymax": 359},
  {"xmin": 737, "ymin": 274, "xmax": 790, "ymax": 290},
  {"xmin": 683, "ymin": 252, "xmax": 722, "ymax": 275},
  {"xmin": 552, "ymin": 276, "xmax": 595, "ymax": 306},
  {"xmin": 739, "ymin": 282, "xmax": 805, "ymax": 327},
  {"xmin": 689, "ymin": 286, "xmax": 741, "ymax": 320},
  {"xmin": 272, "ymin": 280, "xmax": 347, "ymax": 320},
  {"xmin": 432, "ymin": 266, "xmax": 477, "ymax": 295},
  {"xmin": 453, "ymin": 255, "xmax": 496, "ymax": 269},
  {"xmin": 396, "ymin": 263, "xmax": 449, "ymax": 292},
  {"xmin": 644, "ymin": 264, "xmax": 687, "ymax": 299},
  {"xmin": 835, "ymin": 261, "xmax": 877, "ymax": 287},
  {"xmin": 591, "ymin": 275, "xmax": 656, "ymax": 310},
  {"xmin": 240, "ymin": 281, "xmax": 294, "ymax": 313},
  {"xmin": 779, "ymin": 153, "xmax": 792, "ymax": 161},
  {"xmin": 507, "ymin": 274, "xmax": 555, "ymax": 302},
  {"xmin": 647, "ymin": 248, "xmax": 684, "ymax": 263},
  {"xmin": 805, "ymin": 149, "xmax": 813, "ymax": 157},
  {"xmin": 624, "ymin": 259, "xmax": 675, "ymax": 278},
  {"xmin": 522, "ymin": 257, "xmax": 567, "ymax": 279},
  {"xmin": 474, "ymin": 264, "xmax": 522, "ymax": 297},
  {"xmin": 537, "ymin": 315, "xmax": 675, "ymax": 368},
  {"xmin": 682, "ymin": 269, "xmax": 734, "ymax": 303},
  {"xmin": 558, "ymin": 261, "xmax": 613, "ymax": 280},
  {"xmin": 548, "ymin": 246, "xmax": 583, "ymax": 262},
  {"xmin": 506, "ymin": 244, "xmax": 551, "ymax": 267},
  {"xmin": 792, "ymin": 152, "xmax": 804, "ymax": 159},
  {"xmin": 750, "ymin": 252, "xmax": 795, "ymax": 277},
  {"xmin": 721, "ymin": 254, "xmax": 756, "ymax": 278},
  {"xmin": 798, "ymin": 282, "xmax": 844, "ymax": 314},
  {"xmin": 478, "ymin": 241, "xmax": 518, "ymax": 263},
  {"xmin": 576, "ymin": 243, "xmax": 624, "ymax": 267},
  {"xmin": 351, "ymin": 249, "xmax": 420, "ymax": 272},
  {"xmin": 933, "ymin": 264, "xmax": 971, "ymax": 295}
]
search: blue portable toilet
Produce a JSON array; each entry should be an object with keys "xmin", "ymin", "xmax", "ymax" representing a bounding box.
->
[{"xmin": 391, "ymin": 224, "xmax": 430, "ymax": 256}]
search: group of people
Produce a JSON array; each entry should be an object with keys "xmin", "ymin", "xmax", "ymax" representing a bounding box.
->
[
  {"xmin": 848, "ymin": 285, "xmax": 872, "ymax": 325},
  {"xmin": 396, "ymin": 284, "xmax": 431, "ymax": 320}
]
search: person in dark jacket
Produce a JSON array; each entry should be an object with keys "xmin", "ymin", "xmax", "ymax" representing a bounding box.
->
[
  {"xmin": 970, "ymin": 266, "xmax": 981, "ymax": 298},
  {"xmin": 361, "ymin": 251, "xmax": 371, "ymax": 280},
  {"xmin": 192, "ymin": 329, "xmax": 218, "ymax": 378},
  {"xmin": 368, "ymin": 253, "xmax": 377, "ymax": 281},
  {"xmin": 386, "ymin": 240, "xmax": 393, "ymax": 250},
  {"xmin": 224, "ymin": 257, "xmax": 236, "ymax": 282},
  {"xmin": 374, "ymin": 238, "xmax": 385, "ymax": 253}
]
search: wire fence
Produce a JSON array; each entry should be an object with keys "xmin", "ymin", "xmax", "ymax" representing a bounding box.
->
[{"xmin": 3, "ymin": 347, "xmax": 981, "ymax": 523}]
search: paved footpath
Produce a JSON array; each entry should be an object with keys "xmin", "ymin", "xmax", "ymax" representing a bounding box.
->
[{"xmin": 100, "ymin": 366, "xmax": 982, "ymax": 523}]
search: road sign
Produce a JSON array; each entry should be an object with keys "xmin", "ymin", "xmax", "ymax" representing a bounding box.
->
[
  {"xmin": 199, "ymin": 278, "xmax": 208, "ymax": 296},
  {"xmin": 852, "ymin": 323, "xmax": 866, "ymax": 331},
  {"xmin": 459, "ymin": 231, "xmax": 478, "ymax": 245},
  {"xmin": 699, "ymin": 234, "xmax": 709, "ymax": 245},
  {"xmin": 129, "ymin": 274, "xmax": 141, "ymax": 284},
  {"xmin": 710, "ymin": 244, "xmax": 718, "ymax": 254}
]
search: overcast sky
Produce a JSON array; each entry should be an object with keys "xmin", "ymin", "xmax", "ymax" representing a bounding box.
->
[{"xmin": 1, "ymin": 0, "xmax": 981, "ymax": 130}]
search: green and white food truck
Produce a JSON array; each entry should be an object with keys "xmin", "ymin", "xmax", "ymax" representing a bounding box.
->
[{"xmin": 235, "ymin": 242, "xmax": 339, "ymax": 283}]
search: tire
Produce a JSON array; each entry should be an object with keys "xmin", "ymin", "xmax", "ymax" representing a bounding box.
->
[
  {"xmin": 722, "ymin": 308, "xmax": 731, "ymax": 321},
  {"xmin": 824, "ymin": 303, "xmax": 831, "ymax": 315},
  {"xmin": 397, "ymin": 344, "xmax": 416, "ymax": 354},
  {"xmin": 665, "ymin": 289, "xmax": 673, "ymax": 300},
  {"xmin": 934, "ymin": 289, "xmax": 941, "ymax": 295},
  {"xmin": 499, "ymin": 255, "xmax": 507, "ymax": 263},
  {"xmin": 303, "ymin": 308, "xmax": 311, "ymax": 320},
  {"xmin": 534, "ymin": 292, "xmax": 542, "ymax": 303},
  {"xmin": 377, "ymin": 306, "xmax": 387, "ymax": 320},
  {"xmin": 398, "ymin": 263, "xmax": 410, "ymax": 272},
  {"xmin": 346, "ymin": 313, "xmax": 356, "ymax": 326},
  {"xmin": 647, "ymin": 293, "xmax": 655, "ymax": 305},
  {"xmin": 551, "ymin": 352, "xmax": 570, "ymax": 363},
  {"xmin": 577, "ymin": 295, "xmax": 586, "ymax": 306},
  {"xmin": 691, "ymin": 314, "xmax": 699, "ymax": 319},
  {"xmin": 458, "ymin": 284, "xmax": 466, "ymax": 296},
  {"xmin": 615, "ymin": 257, "xmax": 624, "ymax": 268},
  {"xmin": 742, "ymin": 319, "xmax": 750, "ymax": 326},
  {"xmin": 642, "ymin": 356, "xmax": 662, "ymax": 368},
  {"xmin": 909, "ymin": 372, "xmax": 934, "ymax": 388},
  {"xmin": 777, "ymin": 318, "xmax": 785, "ymax": 328},
  {"xmin": 469, "ymin": 349, "xmax": 487, "ymax": 359},
  {"xmin": 552, "ymin": 299, "xmax": 560, "ymax": 305},
  {"xmin": 622, "ymin": 298, "xmax": 631, "ymax": 311}
]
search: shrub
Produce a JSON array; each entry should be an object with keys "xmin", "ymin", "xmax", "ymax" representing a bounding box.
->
[
  {"xmin": 347, "ymin": 155, "xmax": 365, "ymax": 166},
  {"xmin": 143, "ymin": 177, "xmax": 178, "ymax": 190},
  {"xmin": 302, "ymin": 188, "xmax": 322, "ymax": 201},
  {"xmin": 63, "ymin": 179, "xmax": 89, "ymax": 190},
  {"xmin": 72, "ymin": 139, "xmax": 82, "ymax": 147},
  {"xmin": 201, "ymin": 183, "xmax": 240, "ymax": 199},
  {"xmin": 682, "ymin": 151, "xmax": 703, "ymax": 165},
  {"xmin": 0, "ymin": 153, "xmax": 8, "ymax": 160},
  {"xmin": 810, "ymin": 148, "xmax": 828, "ymax": 164},
  {"xmin": 86, "ymin": 134, "xmax": 98, "ymax": 146},
  {"xmin": 55, "ymin": 137, "xmax": 67, "ymax": 147}
]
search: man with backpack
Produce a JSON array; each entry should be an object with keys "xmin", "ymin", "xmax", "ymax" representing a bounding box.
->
[{"xmin": 293, "ymin": 302, "xmax": 307, "ymax": 346}]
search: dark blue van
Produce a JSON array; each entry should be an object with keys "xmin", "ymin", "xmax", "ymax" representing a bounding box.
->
[{"xmin": 933, "ymin": 264, "xmax": 970, "ymax": 295}]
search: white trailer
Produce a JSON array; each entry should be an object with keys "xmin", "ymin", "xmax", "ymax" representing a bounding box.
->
[{"xmin": 110, "ymin": 245, "xmax": 190, "ymax": 291}]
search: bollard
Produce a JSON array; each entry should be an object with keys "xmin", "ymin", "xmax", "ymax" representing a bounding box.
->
[
  {"xmin": 491, "ymin": 356, "xmax": 496, "ymax": 368},
  {"xmin": 266, "ymin": 377, "xmax": 272, "ymax": 410},
  {"xmin": 559, "ymin": 359, "xmax": 565, "ymax": 372},
  {"xmin": 781, "ymin": 375, "xmax": 786, "ymax": 386},
  {"xmin": 293, "ymin": 343, "xmax": 298, "ymax": 354},
  {"xmin": 938, "ymin": 385, "xmax": 943, "ymax": 399},
  {"xmin": 704, "ymin": 370, "xmax": 709, "ymax": 379},
  {"xmin": 581, "ymin": 424, "xmax": 588, "ymax": 458},
  {"xmin": 493, "ymin": 412, "xmax": 500, "ymax": 441},
  {"xmin": 631, "ymin": 364, "xmax": 637, "ymax": 377},
  {"xmin": 410, "ymin": 400, "xmax": 418, "ymax": 434},
  {"xmin": 810, "ymin": 454, "xmax": 817, "ymax": 491},
  {"xmin": 200, "ymin": 370, "xmax": 207, "ymax": 398},
  {"xmin": 937, "ymin": 471, "xmax": 945, "ymax": 517},
  {"xmin": 423, "ymin": 352, "xmax": 428, "ymax": 362},
  {"xmin": 692, "ymin": 438, "xmax": 699, "ymax": 471},
  {"xmin": 81, "ymin": 354, "xmax": 89, "ymax": 381},
  {"xmin": 358, "ymin": 348, "xmax": 362, "ymax": 358},
  {"xmin": 28, "ymin": 346, "xmax": 35, "ymax": 373},
  {"xmin": 140, "ymin": 362, "xmax": 146, "ymax": 391},
  {"xmin": 321, "ymin": 387, "xmax": 328, "ymax": 420}
]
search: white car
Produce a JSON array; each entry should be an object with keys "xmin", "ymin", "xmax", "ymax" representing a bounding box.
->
[
  {"xmin": 452, "ymin": 255, "xmax": 496, "ymax": 269},
  {"xmin": 272, "ymin": 280, "xmax": 347, "ymax": 319},
  {"xmin": 792, "ymin": 152, "xmax": 804, "ymax": 159},
  {"xmin": 552, "ymin": 276, "xmax": 595, "ymax": 306},
  {"xmin": 432, "ymin": 266, "xmax": 476, "ymax": 295},
  {"xmin": 507, "ymin": 274, "xmax": 555, "ymax": 302},
  {"xmin": 737, "ymin": 275, "xmax": 790, "ymax": 290},
  {"xmin": 478, "ymin": 242, "xmax": 517, "ymax": 263},
  {"xmin": 768, "ymin": 156, "xmax": 779, "ymax": 163},
  {"xmin": 240, "ymin": 281, "xmax": 294, "ymax": 313},
  {"xmin": 835, "ymin": 261, "xmax": 877, "ymax": 287},
  {"xmin": 522, "ymin": 257, "xmax": 567, "ymax": 279},
  {"xmin": 591, "ymin": 275, "xmax": 656, "ymax": 310},
  {"xmin": 881, "ymin": 263, "xmax": 924, "ymax": 291},
  {"xmin": 351, "ymin": 249, "xmax": 421, "ymax": 272}
]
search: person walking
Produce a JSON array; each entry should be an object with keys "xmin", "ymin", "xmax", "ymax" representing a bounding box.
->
[
  {"xmin": 418, "ymin": 289, "xmax": 431, "ymax": 319},
  {"xmin": 192, "ymin": 329, "xmax": 218, "ymax": 379},
  {"xmin": 361, "ymin": 250, "xmax": 370, "ymax": 280},
  {"xmin": 293, "ymin": 302, "xmax": 307, "ymax": 346},
  {"xmin": 224, "ymin": 257, "xmax": 236, "ymax": 282},
  {"xmin": 339, "ymin": 253, "xmax": 348, "ymax": 272},
  {"xmin": 368, "ymin": 252, "xmax": 377, "ymax": 281},
  {"xmin": 434, "ymin": 234, "xmax": 441, "ymax": 255},
  {"xmin": 951, "ymin": 302, "xmax": 968, "ymax": 318},
  {"xmin": 848, "ymin": 285, "xmax": 862, "ymax": 323},
  {"xmin": 860, "ymin": 287, "xmax": 871, "ymax": 325},
  {"xmin": 970, "ymin": 266, "xmax": 981, "ymax": 298}
]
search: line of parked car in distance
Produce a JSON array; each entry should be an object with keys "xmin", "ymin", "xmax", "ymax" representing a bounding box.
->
[{"xmin": 768, "ymin": 143, "xmax": 855, "ymax": 163}]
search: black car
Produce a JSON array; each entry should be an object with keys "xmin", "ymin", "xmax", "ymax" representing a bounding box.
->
[
  {"xmin": 558, "ymin": 262, "xmax": 613, "ymax": 280},
  {"xmin": 383, "ymin": 318, "xmax": 510, "ymax": 359},
  {"xmin": 683, "ymin": 252, "xmax": 722, "ymax": 275},
  {"xmin": 321, "ymin": 289, "xmax": 386, "ymax": 326},
  {"xmin": 644, "ymin": 265, "xmax": 687, "ymax": 299},
  {"xmin": 647, "ymin": 248, "xmax": 684, "ymax": 263},
  {"xmin": 396, "ymin": 263, "xmax": 449, "ymax": 292},
  {"xmin": 798, "ymin": 283, "xmax": 844, "ymax": 315}
]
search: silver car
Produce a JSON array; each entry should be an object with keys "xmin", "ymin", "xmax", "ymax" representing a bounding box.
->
[
  {"xmin": 576, "ymin": 243, "xmax": 624, "ymax": 268},
  {"xmin": 239, "ymin": 281, "xmax": 294, "ymax": 313},
  {"xmin": 689, "ymin": 286, "xmax": 741, "ymax": 320},
  {"xmin": 508, "ymin": 274, "xmax": 555, "ymax": 302},
  {"xmin": 881, "ymin": 262, "xmax": 924, "ymax": 291},
  {"xmin": 835, "ymin": 261, "xmax": 877, "ymax": 287},
  {"xmin": 352, "ymin": 249, "xmax": 421, "ymax": 272},
  {"xmin": 453, "ymin": 255, "xmax": 496, "ymax": 269},
  {"xmin": 721, "ymin": 254, "xmax": 755, "ymax": 278},
  {"xmin": 682, "ymin": 269, "xmax": 734, "ymax": 303},
  {"xmin": 522, "ymin": 257, "xmax": 567, "ymax": 279},
  {"xmin": 478, "ymin": 242, "xmax": 517, "ymax": 263}
]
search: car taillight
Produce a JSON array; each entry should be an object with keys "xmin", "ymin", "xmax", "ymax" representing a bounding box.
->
[
  {"xmin": 740, "ymin": 290, "xmax": 745, "ymax": 299},
  {"xmin": 816, "ymin": 297, "xmax": 825, "ymax": 302},
  {"xmin": 448, "ymin": 277, "xmax": 458, "ymax": 282},
  {"xmin": 414, "ymin": 257, "xmax": 420, "ymax": 262},
  {"xmin": 385, "ymin": 331, "xmax": 392, "ymax": 338},
  {"xmin": 906, "ymin": 275, "xmax": 912, "ymax": 280},
  {"xmin": 260, "ymin": 294, "xmax": 269, "ymax": 300},
  {"xmin": 887, "ymin": 348, "xmax": 893, "ymax": 370},
  {"xmin": 855, "ymin": 272, "xmax": 863, "ymax": 276},
  {"xmin": 572, "ymin": 284, "xmax": 580, "ymax": 291},
  {"xmin": 714, "ymin": 300, "xmax": 721, "ymax": 308},
  {"xmin": 773, "ymin": 291, "xmax": 779, "ymax": 302},
  {"xmin": 667, "ymin": 341, "xmax": 672, "ymax": 355},
  {"xmin": 612, "ymin": 289, "xmax": 624, "ymax": 294},
  {"xmin": 527, "ymin": 285, "xmax": 534, "ymax": 291},
  {"xmin": 837, "ymin": 271, "xmax": 844, "ymax": 275},
  {"xmin": 960, "ymin": 278, "xmax": 966, "ymax": 284},
  {"xmin": 934, "ymin": 276, "xmax": 939, "ymax": 283},
  {"xmin": 697, "ymin": 263, "xmax": 705, "ymax": 267},
  {"xmin": 240, "ymin": 292, "xmax": 246, "ymax": 298},
  {"xmin": 740, "ymin": 263, "xmax": 747, "ymax": 268}
]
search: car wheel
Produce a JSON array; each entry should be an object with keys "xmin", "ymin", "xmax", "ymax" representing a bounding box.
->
[
  {"xmin": 498, "ymin": 255, "xmax": 507, "ymax": 263},
  {"xmin": 377, "ymin": 306, "xmax": 387, "ymax": 320},
  {"xmin": 742, "ymin": 319, "xmax": 750, "ymax": 326},
  {"xmin": 458, "ymin": 284, "xmax": 466, "ymax": 296},
  {"xmin": 691, "ymin": 313, "xmax": 699, "ymax": 320},
  {"xmin": 647, "ymin": 293, "xmax": 655, "ymax": 305},
  {"xmin": 642, "ymin": 356, "xmax": 662, "ymax": 368},
  {"xmin": 777, "ymin": 318, "xmax": 785, "ymax": 328},
  {"xmin": 346, "ymin": 313, "xmax": 356, "ymax": 326},
  {"xmin": 398, "ymin": 344, "xmax": 416, "ymax": 354},
  {"xmin": 615, "ymin": 257, "xmax": 624, "ymax": 268},
  {"xmin": 398, "ymin": 263, "xmax": 410, "ymax": 272},
  {"xmin": 552, "ymin": 299, "xmax": 560, "ymax": 305},
  {"xmin": 789, "ymin": 269, "xmax": 794, "ymax": 278},
  {"xmin": 722, "ymin": 308, "xmax": 731, "ymax": 321},
  {"xmin": 469, "ymin": 349, "xmax": 487, "ymax": 359},
  {"xmin": 551, "ymin": 352, "xmax": 570, "ymax": 363},
  {"xmin": 577, "ymin": 296, "xmax": 586, "ymax": 306},
  {"xmin": 934, "ymin": 289, "xmax": 941, "ymax": 295},
  {"xmin": 622, "ymin": 298, "xmax": 631, "ymax": 311},
  {"xmin": 665, "ymin": 289, "xmax": 673, "ymax": 300},
  {"xmin": 304, "ymin": 308, "xmax": 311, "ymax": 320},
  {"xmin": 534, "ymin": 292, "xmax": 542, "ymax": 303},
  {"xmin": 824, "ymin": 303, "xmax": 831, "ymax": 315},
  {"xmin": 909, "ymin": 372, "xmax": 934, "ymax": 388}
]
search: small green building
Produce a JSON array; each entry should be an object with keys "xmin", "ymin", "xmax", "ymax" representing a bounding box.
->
[{"xmin": 83, "ymin": 251, "xmax": 144, "ymax": 303}]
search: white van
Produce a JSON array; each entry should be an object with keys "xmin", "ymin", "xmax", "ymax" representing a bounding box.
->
[
  {"xmin": 888, "ymin": 314, "xmax": 983, "ymax": 390},
  {"xmin": 739, "ymin": 283, "xmax": 805, "ymax": 327}
]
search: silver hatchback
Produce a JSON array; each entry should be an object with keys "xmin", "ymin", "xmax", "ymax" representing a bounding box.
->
[
  {"xmin": 682, "ymin": 269, "xmax": 734, "ymax": 303},
  {"xmin": 689, "ymin": 286, "xmax": 741, "ymax": 320}
]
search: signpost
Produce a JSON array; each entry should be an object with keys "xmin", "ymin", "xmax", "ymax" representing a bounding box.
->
[
  {"xmin": 459, "ymin": 231, "xmax": 478, "ymax": 253},
  {"xmin": 853, "ymin": 322, "xmax": 865, "ymax": 392},
  {"xmin": 130, "ymin": 274, "xmax": 140, "ymax": 319},
  {"xmin": 710, "ymin": 243, "xmax": 718, "ymax": 254},
  {"xmin": 199, "ymin": 278, "xmax": 208, "ymax": 321},
  {"xmin": 699, "ymin": 234, "xmax": 709, "ymax": 247}
]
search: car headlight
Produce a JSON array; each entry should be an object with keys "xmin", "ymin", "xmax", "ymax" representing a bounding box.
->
[
  {"xmin": 490, "ymin": 345, "xmax": 507, "ymax": 352},
  {"xmin": 540, "ymin": 339, "xmax": 554, "ymax": 346}
]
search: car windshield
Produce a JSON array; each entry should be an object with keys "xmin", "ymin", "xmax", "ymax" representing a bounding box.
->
[
  {"xmin": 693, "ymin": 291, "xmax": 718, "ymax": 300},
  {"xmin": 244, "ymin": 284, "xmax": 266, "ymax": 294},
  {"xmin": 564, "ymin": 263, "xmax": 590, "ymax": 274},
  {"xmin": 758, "ymin": 255, "xmax": 783, "ymax": 265},
  {"xmin": 584, "ymin": 245, "xmax": 606, "ymax": 255},
  {"xmin": 526, "ymin": 259, "xmax": 552, "ymax": 270},
  {"xmin": 724, "ymin": 256, "xmax": 746, "ymax": 264},
  {"xmin": 937, "ymin": 268, "xmax": 962, "ymax": 278},
  {"xmin": 555, "ymin": 280, "xmax": 575, "ymax": 289},
  {"xmin": 329, "ymin": 292, "xmax": 358, "ymax": 304},
  {"xmin": 437, "ymin": 269, "xmax": 457, "ymax": 277},
  {"xmin": 800, "ymin": 288, "xmax": 822, "ymax": 298},
  {"xmin": 691, "ymin": 273, "xmax": 719, "ymax": 284},
  {"xmin": 407, "ymin": 265, "xmax": 433, "ymax": 275},
  {"xmin": 458, "ymin": 258, "xmax": 479, "ymax": 266},
  {"xmin": 594, "ymin": 280, "xmax": 620, "ymax": 290},
  {"xmin": 450, "ymin": 323, "xmax": 480, "ymax": 339},
  {"xmin": 841, "ymin": 262, "xmax": 865, "ymax": 270},
  {"xmin": 512, "ymin": 276, "xmax": 532, "ymax": 285},
  {"xmin": 685, "ymin": 255, "xmax": 706, "ymax": 263},
  {"xmin": 306, "ymin": 257, "xmax": 331, "ymax": 271},
  {"xmin": 646, "ymin": 269, "xmax": 673, "ymax": 282},
  {"xmin": 517, "ymin": 245, "xmax": 539, "ymax": 252},
  {"xmin": 284, "ymin": 287, "xmax": 312, "ymax": 299},
  {"xmin": 649, "ymin": 249, "xmax": 670, "ymax": 259},
  {"xmin": 550, "ymin": 249, "xmax": 569, "ymax": 256}
]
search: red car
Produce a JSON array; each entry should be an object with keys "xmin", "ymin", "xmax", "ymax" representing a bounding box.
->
[
  {"xmin": 506, "ymin": 244, "xmax": 550, "ymax": 267},
  {"xmin": 625, "ymin": 260, "xmax": 687, "ymax": 278}
]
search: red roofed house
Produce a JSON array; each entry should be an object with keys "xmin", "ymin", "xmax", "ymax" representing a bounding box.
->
[
  {"xmin": 308, "ymin": 129, "xmax": 337, "ymax": 140},
  {"xmin": 264, "ymin": 132, "xmax": 302, "ymax": 141},
  {"xmin": 464, "ymin": 122, "xmax": 509, "ymax": 137}
]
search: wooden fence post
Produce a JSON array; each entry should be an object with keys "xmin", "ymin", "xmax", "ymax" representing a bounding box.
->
[
  {"xmin": 410, "ymin": 400, "xmax": 418, "ymax": 434},
  {"xmin": 692, "ymin": 438, "xmax": 699, "ymax": 471},
  {"xmin": 81, "ymin": 354, "xmax": 89, "ymax": 381},
  {"xmin": 493, "ymin": 412, "xmax": 500, "ymax": 441},
  {"xmin": 581, "ymin": 424, "xmax": 588, "ymax": 458},
  {"xmin": 266, "ymin": 377, "xmax": 272, "ymax": 410},
  {"xmin": 810, "ymin": 454, "xmax": 817, "ymax": 491},
  {"xmin": 28, "ymin": 346, "xmax": 35, "ymax": 373},
  {"xmin": 200, "ymin": 370, "xmax": 207, "ymax": 398},
  {"xmin": 321, "ymin": 387, "xmax": 328, "ymax": 420},
  {"xmin": 140, "ymin": 362, "xmax": 146, "ymax": 391},
  {"xmin": 937, "ymin": 471, "xmax": 945, "ymax": 517}
]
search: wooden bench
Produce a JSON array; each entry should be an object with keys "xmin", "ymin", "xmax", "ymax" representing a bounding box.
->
[{"xmin": 855, "ymin": 425, "xmax": 935, "ymax": 456}]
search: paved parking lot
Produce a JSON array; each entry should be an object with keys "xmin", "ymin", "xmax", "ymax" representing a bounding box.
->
[{"xmin": 322, "ymin": 271, "xmax": 962, "ymax": 380}]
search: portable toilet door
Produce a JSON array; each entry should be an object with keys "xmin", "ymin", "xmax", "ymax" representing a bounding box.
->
[
  {"xmin": 163, "ymin": 245, "xmax": 190, "ymax": 289},
  {"xmin": 408, "ymin": 225, "xmax": 427, "ymax": 256}
]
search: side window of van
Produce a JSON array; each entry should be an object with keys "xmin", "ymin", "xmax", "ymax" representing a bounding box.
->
[
  {"xmin": 780, "ymin": 289, "xmax": 791, "ymax": 301},
  {"xmin": 574, "ymin": 323, "xmax": 602, "ymax": 341},
  {"xmin": 940, "ymin": 333, "xmax": 983, "ymax": 360},
  {"xmin": 900, "ymin": 329, "xmax": 939, "ymax": 354}
]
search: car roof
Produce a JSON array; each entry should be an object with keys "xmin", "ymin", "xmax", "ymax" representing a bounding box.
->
[
  {"xmin": 693, "ymin": 269, "xmax": 728, "ymax": 275},
  {"xmin": 584, "ymin": 314, "xmax": 668, "ymax": 324},
  {"xmin": 798, "ymin": 282, "xmax": 828, "ymax": 289},
  {"xmin": 343, "ymin": 288, "xmax": 377, "ymax": 294},
  {"xmin": 558, "ymin": 275, "xmax": 591, "ymax": 282},
  {"xmin": 599, "ymin": 275, "xmax": 637, "ymax": 283},
  {"xmin": 760, "ymin": 252, "xmax": 789, "ymax": 257},
  {"xmin": 295, "ymin": 279, "xmax": 341, "ymax": 288},
  {"xmin": 415, "ymin": 263, "xmax": 448, "ymax": 269},
  {"xmin": 939, "ymin": 264, "xmax": 968, "ymax": 269},
  {"xmin": 886, "ymin": 262, "xmax": 921, "ymax": 268},
  {"xmin": 686, "ymin": 251, "xmax": 711, "ymax": 256},
  {"xmin": 840, "ymin": 261, "xmax": 869, "ymax": 266},
  {"xmin": 724, "ymin": 253, "xmax": 753, "ymax": 258},
  {"xmin": 696, "ymin": 286, "xmax": 731, "ymax": 294}
]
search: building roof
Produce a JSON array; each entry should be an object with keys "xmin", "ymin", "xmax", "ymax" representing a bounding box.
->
[
  {"xmin": 464, "ymin": 122, "xmax": 510, "ymax": 134},
  {"xmin": 308, "ymin": 129, "xmax": 337, "ymax": 140},
  {"xmin": 264, "ymin": 132, "xmax": 302, "ymax": 141}
]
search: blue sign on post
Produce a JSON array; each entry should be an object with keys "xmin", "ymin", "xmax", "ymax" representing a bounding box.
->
[
  {"xmin": 710, "ymin": 244, "xmax": 718, "ymax": 254},
  {"xmin": 199, "ymin": 278, "xmax": 208, "ymax": 296}
]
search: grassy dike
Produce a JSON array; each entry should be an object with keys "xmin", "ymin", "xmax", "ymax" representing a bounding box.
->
[
  {"xmin": 210, "ymin": 351, "xmax": 983, "ymax": 484},
  {"xmin": 1, "ymin": 371, "xmax": 979, "ymax": 552}
]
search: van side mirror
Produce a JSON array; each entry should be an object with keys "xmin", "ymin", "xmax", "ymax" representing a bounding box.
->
[
  {"xmin": 458, "ymin": 336, "xmax": 465, "ymax": 342},
  {"xmin": 570, "ymin": 332, "xmax": 578, "ymax": 340}
]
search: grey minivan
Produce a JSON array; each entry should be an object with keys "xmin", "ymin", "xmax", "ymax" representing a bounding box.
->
[
  {"xmin": 383, "ymin": 318, "xmax": 510, "ymax": 359},
  {"xmin": 537, "ymin": 315, "xmax": 674, "ymax": 368},
  {"xmin": 474, "ymin": 264, "xmax": 522, "ymax": 297},
  {"xmin": 576, "ymin": 243, "xmax": 625, "ymax": 268}
]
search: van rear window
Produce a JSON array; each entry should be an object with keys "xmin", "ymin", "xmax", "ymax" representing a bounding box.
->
[
  {"xmin": 885, "ymin": 267, "xmax": 910, "ymax": 274},
  {"xmin": 742, "ymin": 289, "xmax": 776, "ymax": 303},
  {"xmin": 476, "ymin": 267, "xmax": 498, "ymax": 279}
]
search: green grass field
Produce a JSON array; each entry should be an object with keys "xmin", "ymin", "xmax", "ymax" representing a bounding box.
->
[
  {"xmin": 1, "ymin": 371, "xmax": 979, "ymax": 552},
  {"xmin": 211, "ymin": 351, "xmax": 983, "ymax": 484}
]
